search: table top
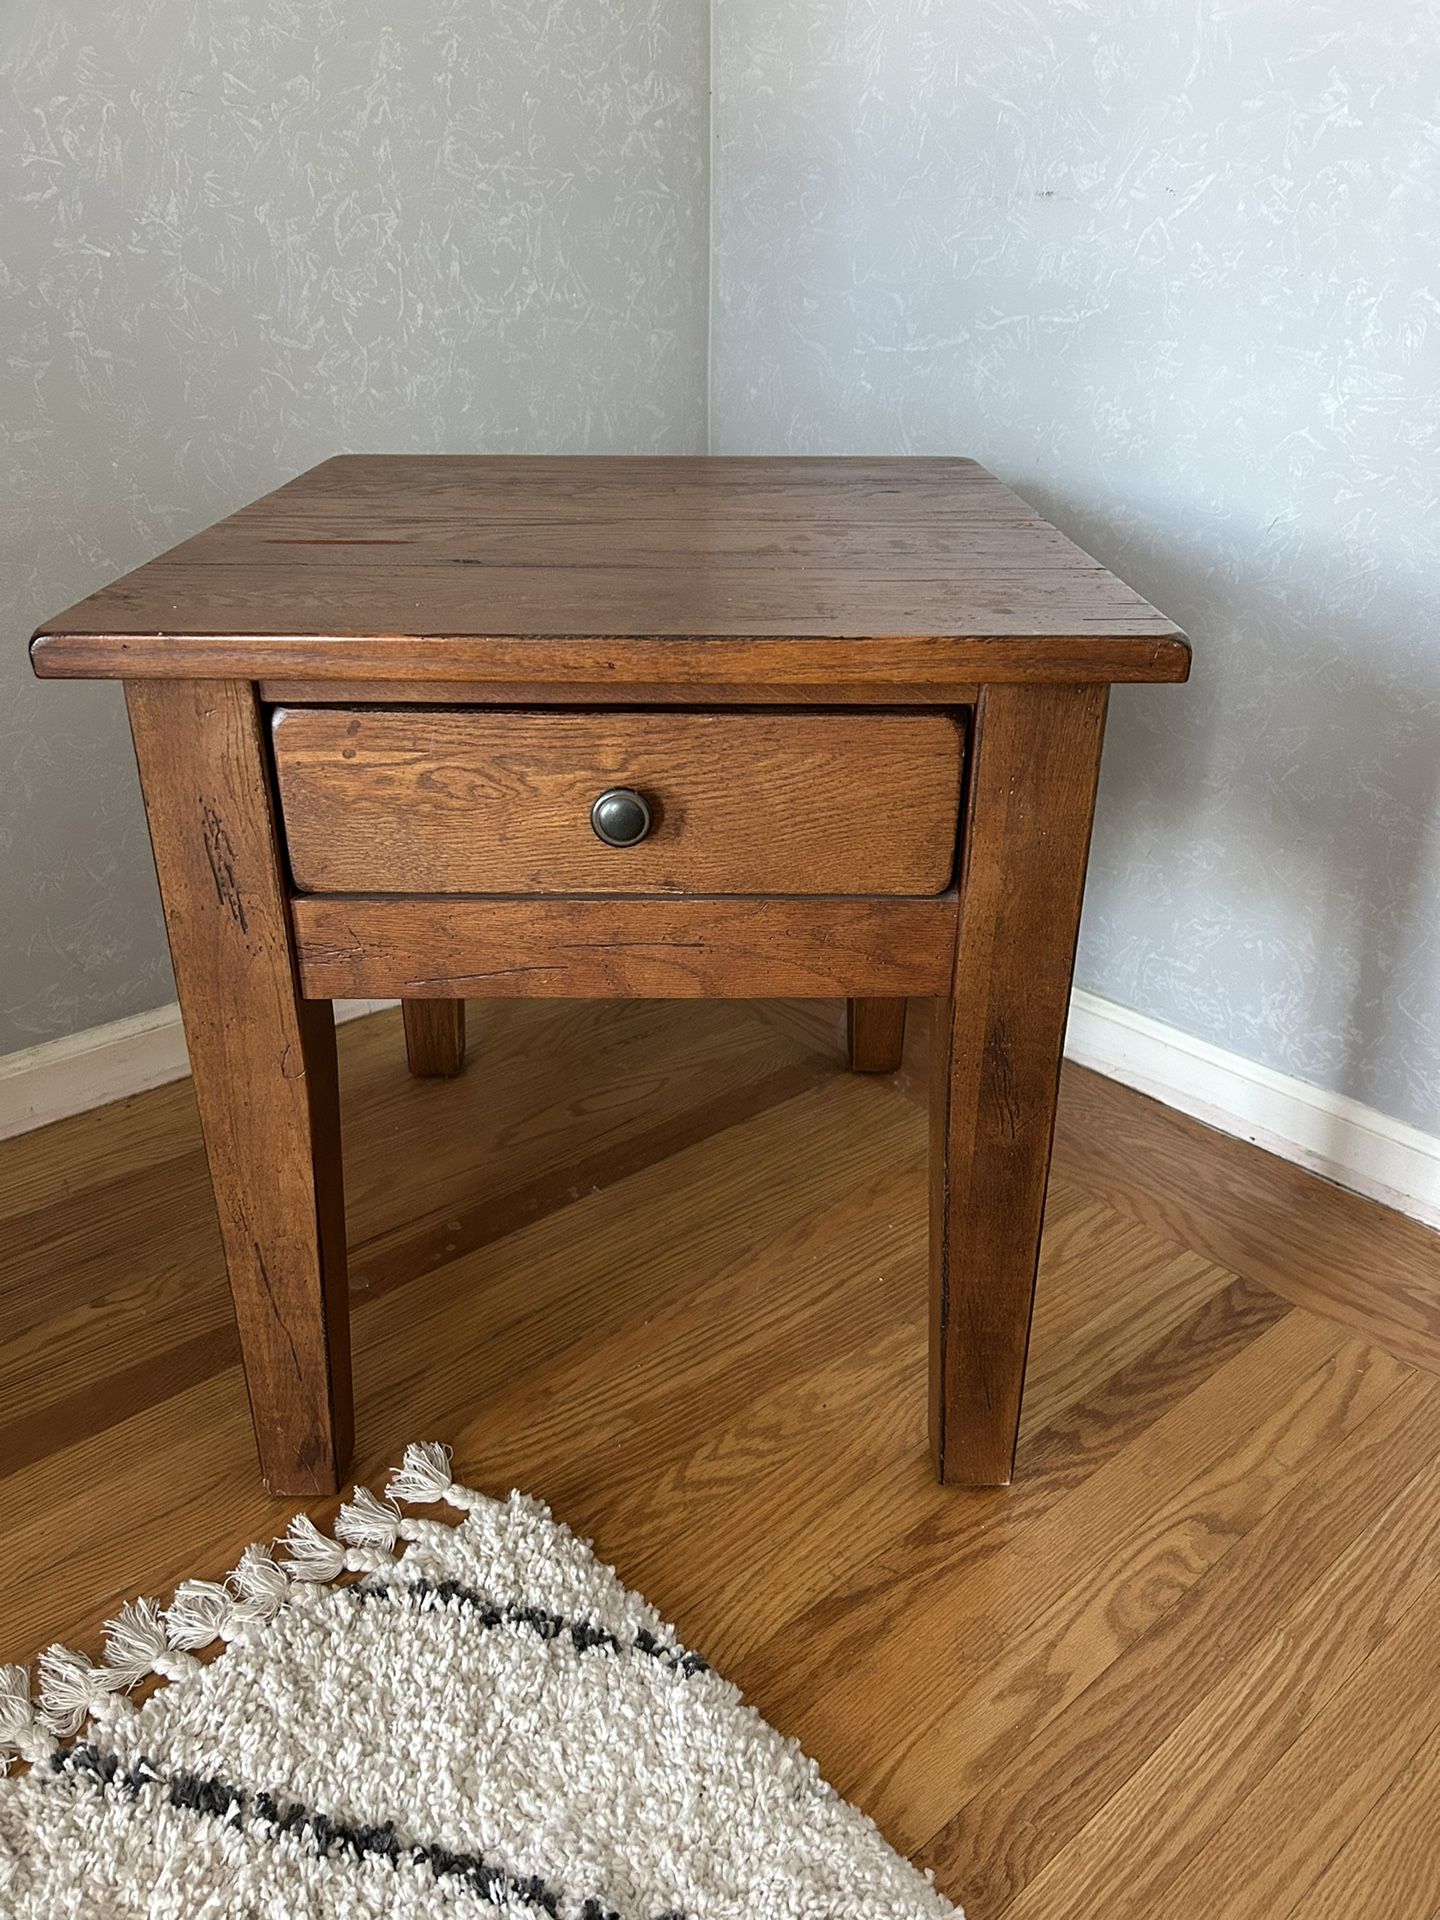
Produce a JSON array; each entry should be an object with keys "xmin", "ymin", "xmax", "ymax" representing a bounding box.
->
[{"xmin": 31, "ymin": 456, "xmax": 1188, "ymax": 689}]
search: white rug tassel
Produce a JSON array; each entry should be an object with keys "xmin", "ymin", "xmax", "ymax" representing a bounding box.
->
[
  {"xmin": 386, "ymin": 1440, "xmax": 456, "ymax": 1505},
  {"xmin": 279, "ymin": 1514, "xmax": 392, "ymax": 1582},
  {"xmin": 336, "ymin": 1485, "xmax": 409, "ymax": 1550},
  {"xmin": 165, "ymin": 1582, "xmax": 240, "ymax": 1651},
  {"xmin": 164, "ymin": 1545, "xmax": 289, "ymax": 1654},
  {"xmin": 104, "ymin": 1598, "xmax": 201, "ymax": 1688},
  {"xmin": 36, "ymin": 1647, "xmax": 128, "ymax": 1740},
  {"xmin": 387, "ymin": 1439, "xmax": 485, "ymax": 1509},
  {"xmin": 279, "ymin": 1515, "xmax": 348, "ymax": 1582},
  {"xmin": 228, "ymin": 1544, "xmax": 289, "ymax": 1622},
  {"xmin": 0, "ymin": 1666, "xmax": 53, "ymax": 1772}
]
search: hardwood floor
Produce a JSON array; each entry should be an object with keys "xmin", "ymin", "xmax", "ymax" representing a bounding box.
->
[{"xmin": 2, "ymin": 997, "xmax": 1437, "ymax": 1917}]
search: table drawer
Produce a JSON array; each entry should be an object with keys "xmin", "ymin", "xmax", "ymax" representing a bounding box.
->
[{"xmin": 271, "ymin": 707, "xmax": 964, "ymax": 897}]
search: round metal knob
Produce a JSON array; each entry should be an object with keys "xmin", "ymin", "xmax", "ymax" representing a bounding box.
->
[{"xmin": 590, "ymin": 787, "xmax": 652, "ymax": 848}]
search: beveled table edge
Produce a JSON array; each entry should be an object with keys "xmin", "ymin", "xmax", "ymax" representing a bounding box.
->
[{"xmin": 30, "ymin": 629, "xmax": 1191, "ymax": 685}]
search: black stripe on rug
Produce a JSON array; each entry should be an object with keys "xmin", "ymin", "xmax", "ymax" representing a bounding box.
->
[
  {"xmin": 348, "ymin": 1575, "xmax": 710, "ymax": 1676},
  {"xmin": 50, "ymin": 1744, "xmax": 688, "ymax": 1920}
]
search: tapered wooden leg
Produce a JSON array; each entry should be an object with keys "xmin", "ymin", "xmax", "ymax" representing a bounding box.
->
[
  {"xmin": 847, "ymin": 997, "xmax": 907, "ymax": 1072},
  {"xmin": 402, "ymin": 997, "xmax": 467, "ymax": 1077},
  {"xmin": 931, "ymin": 682, "xmax": 1108, "ymax": 1485},
  {"xmin": 126, "ymin": 679, "xmax": 352, "ymax": 1495}
]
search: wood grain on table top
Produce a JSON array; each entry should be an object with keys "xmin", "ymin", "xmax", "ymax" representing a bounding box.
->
[{"xmin": 31, "ymin": 456, "xmax": 1189, "ymax": 687}]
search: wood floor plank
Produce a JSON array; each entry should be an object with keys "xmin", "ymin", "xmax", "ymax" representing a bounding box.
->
[
  {"xmin": 0, "ymin": 1072, "xmax": 918, "ymax": 1658},
  {"xmin": 340, "ymin": 999, "xmax": 832, "ymax": 1290},
  {"xmin": 1012, "ymin": 1189, "xmax": 1217, "ymax": 1366},
  {"xmin": 505, "ymin": 1197, "xmax": 1181, "ymax": 1666},
  {"xmin": 717, "ymin": 1272, "xmax": 1290, "ymax": 1730},
  {"xmin": 736, "ymin": 1309, "xmax": 1383, "ymax": 1804},
  {"xmin": 1159, "ymin": 1575, "xmax": 1440, "ymax": 1920},
  {"xmin": 0, "ymin": 1073, "xmax": 207, "ymax": 1231},
  {"xmin": 1289, "ymin": 1714, "xmax": 1440, "ymax": 1920},
  {"xmin": 0, "ymin": 1001, "xmax": 833, "ymax": 1470},
  {"xmin": 488, "ymin": 1214, "xmax": 1256, "ymax": 1684},
  {"xmin": 1057, "ymin": 1060, "xmax": 1440, "ymax": 1375},
  {"xmin": 863, "ymin": 1328, "xmax": 1416, "ymax": 1858},
  {"xmin": 1018, "ymin": 1240, "xmax": 1228, "ymax": 1424},
  {"xmin": 918, "ymin": 1368, "xmax": 1440, "ymax": 1911},
  {"xmin": 1000, "ymin": 1426, "xmax": 1440, "ymax": 1920},
  {"xmin": 1021, "ymin": 1273, "xmax": 1292, "ymax": 1480},
  {"xmin": 858, "ymin": 1000, "xmax": 1440, "ymax": 1378},
  {"xmin": 783, "ymin": 1322, "xmax": 1409, "ymax": 1852}
]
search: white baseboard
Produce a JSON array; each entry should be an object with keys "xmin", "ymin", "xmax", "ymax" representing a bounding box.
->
[
  {"xmin": 3, "ymin": 990, "xmax": 1437, "ymax": 1232},
  {"xmin": 1064, "ymin": 988, "xmax": 1440, "ymax": 1233},
  {"xmin": 0, "ymin": 998, "xmax": 395, "ymax": 1143}
]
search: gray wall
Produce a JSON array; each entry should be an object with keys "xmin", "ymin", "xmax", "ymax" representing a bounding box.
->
[
  {"xmin": 6, "ymin": 3, "xmax": 1438, "ymax": 1139},
  {"xmin": 1, "ymin": 0, "xmax": 708, "ymax": 1050},
  {"xmin": 713, "ymin": 0, "xmax": 1440, "ymax": 1135}
]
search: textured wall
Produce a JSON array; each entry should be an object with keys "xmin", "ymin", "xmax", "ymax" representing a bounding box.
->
[
  {"xmin": 712, "ymin": 0, "xmax": 1440, "ymax": 1133},
  {"xmin": 1, "ymin": 0, "xmax": 708, "ymax": 1052}
]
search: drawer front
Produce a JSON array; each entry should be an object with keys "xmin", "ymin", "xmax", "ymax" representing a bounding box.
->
[{"xmin": 272, "ymin": 707, "xmax": 963, "ymax": 897}]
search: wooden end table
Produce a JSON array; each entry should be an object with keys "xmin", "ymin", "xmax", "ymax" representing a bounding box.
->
[{"xmin": 31, "ymin": 456, "xmax": 1188, "ymax": 1495}]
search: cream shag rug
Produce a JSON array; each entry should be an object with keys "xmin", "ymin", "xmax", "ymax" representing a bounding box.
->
[{"xmin": 0, "ymin": 1444, "xmax": 959, "ymax": 1918}]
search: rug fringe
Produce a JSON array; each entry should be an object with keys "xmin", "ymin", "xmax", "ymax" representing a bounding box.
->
[
  {"xmin": 386, "ymin": 1439, "xmax": 461, "ymax": 1506},
  {"xmin": 36, "ymin": 1646, "xmax": 125, "ymax": 1740},
  {"xmin": 164, "ymin": 1580, "xmax": 239, "ymax": 1651},
  {"xmin": 0, "ymin": 1666, "xmax": 53, "ymax": 1773},
  {"xmin": 231, "ymin": 1542, "xmax": 291, "ymax": 1619},
  {"xmin": 386, "ymin": 1440, "xmax": 492, "ymax": 1512},
  {"xmin": 104, "ymin": 1598, "xmax": 200, "ymax": 1689},
  {"xmin": 281, "ymin": 1511, "xmax": 403, "ymax": 1582},
  {"xmin": 1, "ymin": 1441, "xmax": 469, "ymax": 1767},
  {"xmin": 336, "ymin": 1486, "xmax": 410, "ymax": 1551}
]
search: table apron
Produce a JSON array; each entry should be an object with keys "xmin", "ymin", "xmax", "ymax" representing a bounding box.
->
[{"xmin": 289, "ymin": 893, "xmax": 957, "ymax": 1001}]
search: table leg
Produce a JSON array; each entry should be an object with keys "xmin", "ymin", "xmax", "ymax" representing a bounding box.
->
[
  {"xmin": 847, "ymin": 997, "xmax": 907, "ymax": 1072},
  {"xmin": 126, "ymin": 679, "xmax": 352, "ymax": 1495},
  {"xmin": 402, "ymin": 998, "xmax": 467, "ymax": 1077},
  {"xmin": 930, "ymin": 682, "xmax": 1108, "ymax": 1485}
]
